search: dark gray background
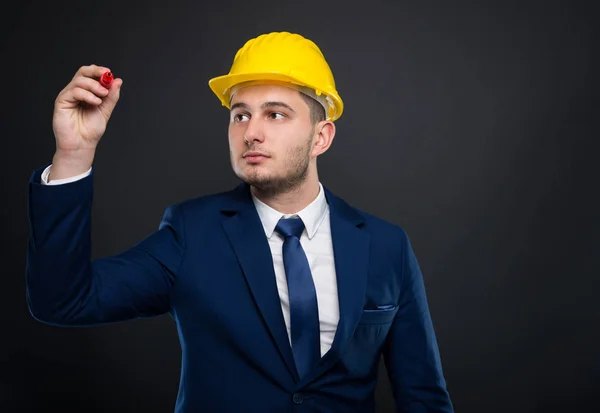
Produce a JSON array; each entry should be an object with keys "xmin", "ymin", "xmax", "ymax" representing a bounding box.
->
[{"xmin": 2, "ymin": 0, "xmax": 598, "ymax": 412}]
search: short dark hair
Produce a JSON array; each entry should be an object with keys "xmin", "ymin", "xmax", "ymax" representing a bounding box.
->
[{"xmin": 299, "ymin": 92, "xmax": 326, "ymax": 125}]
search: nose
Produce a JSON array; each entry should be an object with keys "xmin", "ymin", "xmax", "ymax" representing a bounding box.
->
[{"xmin": 243, "ymin": 118, "xmax": 265, "ymax": 144}]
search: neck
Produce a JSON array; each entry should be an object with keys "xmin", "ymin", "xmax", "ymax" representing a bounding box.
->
[{"xmin": 250, "ymin": 176, "xmax": 321, "ymax": 215}]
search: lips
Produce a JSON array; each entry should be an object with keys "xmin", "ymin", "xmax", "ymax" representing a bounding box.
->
[{"xmin": 243, "ymin": 151, "xmax": 269, "ymax": 158}]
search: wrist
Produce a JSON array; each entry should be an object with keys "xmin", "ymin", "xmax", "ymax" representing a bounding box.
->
[{"xmin": 50, "ymin": 149, "xmax": 95, "ymax": 180}]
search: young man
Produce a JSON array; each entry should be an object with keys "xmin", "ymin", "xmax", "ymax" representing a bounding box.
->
[{"xmin": 26, "ymin": 31, "xmax": 454, "ymax": 412}]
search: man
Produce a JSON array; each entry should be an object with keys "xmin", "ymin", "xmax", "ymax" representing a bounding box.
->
[{"xmin": 26, "ymin": 31, "xmax": 454, "ymax": 412}]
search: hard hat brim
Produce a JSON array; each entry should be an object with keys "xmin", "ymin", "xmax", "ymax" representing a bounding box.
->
[{"xmin": 208, "ymin": 72, "xmax": 343, "ymax": 121}]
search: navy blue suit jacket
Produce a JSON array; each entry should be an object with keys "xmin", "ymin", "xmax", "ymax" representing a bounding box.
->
[{"xmin": 26, "ymin": 164, "xmax": 453, "ymax": 412}]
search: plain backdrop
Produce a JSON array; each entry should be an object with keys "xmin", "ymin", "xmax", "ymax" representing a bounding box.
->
[{"xmin": 1, "ymin": 0, "xmax": 598, "ymax": 412}]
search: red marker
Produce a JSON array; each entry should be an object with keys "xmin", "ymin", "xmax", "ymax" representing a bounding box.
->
[{"xmin": 100, "ymin": 71, "xmax": 114, "ymax": 88}]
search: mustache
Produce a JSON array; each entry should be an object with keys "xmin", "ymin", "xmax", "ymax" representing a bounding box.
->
[{"xmin": 243, "ymin": 146, "xmax": 271, "ymax": 155}]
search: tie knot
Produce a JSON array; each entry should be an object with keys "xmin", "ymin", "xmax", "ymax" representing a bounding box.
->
[{"xmin": 275, "ymin": 217, "xmax": 305, "ymax": 239}]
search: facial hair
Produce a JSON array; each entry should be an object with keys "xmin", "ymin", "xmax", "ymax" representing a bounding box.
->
[{"xmin": 233, "ymin": 131, "xmax": 313, "ymax": 196}]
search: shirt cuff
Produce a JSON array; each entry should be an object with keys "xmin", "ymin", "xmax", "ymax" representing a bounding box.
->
[{"xmin": 41, "ymin": 164, "xmax": 93, "ymax": 185}]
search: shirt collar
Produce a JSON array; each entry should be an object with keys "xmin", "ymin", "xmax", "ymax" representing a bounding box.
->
[{"xmin": 251, "ymin": 182, "xmax": 328, "ymax": 240}]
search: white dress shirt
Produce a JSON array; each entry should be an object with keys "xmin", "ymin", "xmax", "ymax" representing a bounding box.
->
[
  {"xmin": 40, "ymin": 165, "xmax": 92, "ymax": 186},
  {"xmin": 251, "ymin": 183, "xmax": 339, "ymax": 357},
  {"xmin": 40, "ymin": 165, "xmax": 340, "ymax": 357}
]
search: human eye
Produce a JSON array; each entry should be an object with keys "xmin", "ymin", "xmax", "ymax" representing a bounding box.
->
[
  {"xmin": 268, "ymin": 112, "xmax": 285, "ymax": 120},
  {"xmin": 232, "ymin": 113, "xmax": 250, "ymax": 122}
]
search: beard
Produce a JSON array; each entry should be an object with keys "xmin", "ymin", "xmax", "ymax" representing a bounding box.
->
[{"xmin": 232, "ymin": 132, "xmax": 313, "ymax": 196}]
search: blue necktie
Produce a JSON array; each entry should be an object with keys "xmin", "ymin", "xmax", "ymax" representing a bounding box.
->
[{"xmin": 275, "ymin": 217, "xmax": 320, "ymax": 379}]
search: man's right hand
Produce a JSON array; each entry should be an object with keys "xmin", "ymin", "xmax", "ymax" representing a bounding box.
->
[{"xmin": 49, "ymin": 64, "xmax": 123, "ymax": 181}]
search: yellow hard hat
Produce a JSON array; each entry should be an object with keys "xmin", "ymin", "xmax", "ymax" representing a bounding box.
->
[{"xmin": 208, "ymin": 31, "xmax": 344, "ymax": 121}]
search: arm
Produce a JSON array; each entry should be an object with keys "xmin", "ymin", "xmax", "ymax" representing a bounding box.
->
[
  {"xmin": 26, "ymin": 165, "xmax": 186, "ymax": 326},
  {"xmin": 382, "ymin": 230, "xmax": 454, "ymax": 412},
  {"xmin": 41, "ymin": 164, "xmax": 92, "ymax": 185}
]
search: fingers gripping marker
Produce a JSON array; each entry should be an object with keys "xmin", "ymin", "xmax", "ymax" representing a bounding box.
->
[{"xmin": 100, "ymin": 71, "xmax": 114, "ymax": 88}]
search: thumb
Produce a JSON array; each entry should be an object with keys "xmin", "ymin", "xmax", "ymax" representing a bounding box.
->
[{"xmin": 99, "ymin": 78, "xmax": 123, "ymax": 119}]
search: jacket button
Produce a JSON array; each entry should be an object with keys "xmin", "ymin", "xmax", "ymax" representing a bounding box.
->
[{"xmin": 292, "ymin": 393, "xmax": 303, "ymax": 404}]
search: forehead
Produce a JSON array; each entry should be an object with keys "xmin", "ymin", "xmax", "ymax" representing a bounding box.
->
[{"xmin": 230, "ymin": 84, "xmax": 304, "ymax": 107}]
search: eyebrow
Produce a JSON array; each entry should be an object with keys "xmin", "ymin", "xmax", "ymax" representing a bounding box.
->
[{"xmin": 230, "ymin": 101, "xmax": 296, "ymax": 113}]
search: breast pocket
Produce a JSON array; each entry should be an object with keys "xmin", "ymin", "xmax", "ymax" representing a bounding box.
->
[
  {"xmin": 353, "ymin": 305, "xmax": 398, "ymax": 346},
  {"xmin": 357, "ymin": 305, "xmax": 398, "ymax": 325},
  {"xmin": 338, "ymin": 305, "xmax": 399, "ymax": 377}
]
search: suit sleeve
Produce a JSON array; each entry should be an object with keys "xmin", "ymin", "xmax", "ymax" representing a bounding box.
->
[
  {"xmin": 41, "ymin": 164, "xmax": 92, "ymax": 185},
  {"xmin": 25, "ymin": 164, "xmax": 186, "ymax": 326},
  {"xmin": 382, "ymin": 230, "xmax": 454, "ymax": 412}
]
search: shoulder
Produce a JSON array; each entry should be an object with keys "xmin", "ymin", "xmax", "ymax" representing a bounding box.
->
[
  {"xmin": 326, "ymin": 189, "xmax": 410, "ymax": 262},
  {"xmin": 354, "ymin": 206, "xmax": 410, "ymax": 245},
  {"xmin": 166, "ymin": 185, "xmax": 242, "ymax": 218},
  {"xmin": 324, "ymin": 186, "xmax": 410, "ymax": 245},
  {"xmin": 336, "ymin": 200, "xmax": 415, "ymax": 271}
]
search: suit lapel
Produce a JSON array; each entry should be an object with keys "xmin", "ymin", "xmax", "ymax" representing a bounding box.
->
[
  {"xmin": 303, "ymin": 187, "xmax": 370, "ymax": 384},
  {"xmin": 219, "ymin": 183, "xmax": 370, "ymax": 385},
  {"xmin": 220, "ymin": 183, "xmax": 299, "ymax": 382}
]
